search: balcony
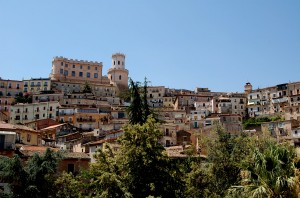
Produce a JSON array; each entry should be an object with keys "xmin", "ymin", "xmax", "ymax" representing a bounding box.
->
[{"xmin": 77, "ymin": 118, "xmax": 96, "ymax": 122}]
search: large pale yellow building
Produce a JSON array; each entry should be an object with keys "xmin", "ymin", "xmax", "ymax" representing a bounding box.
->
[
  {"xmin": 0, "ymin": 78, "xmax": 23, "ymax": 97},
  {"xmin": 10, "ymin": 101, "xmax": 60, "ymax": 124},
  {"xmin": 51, "ymin": 56, "xmax": 108, "ymax": 84},
  {"xmin": 23, "ymin": 78, "xmax": 51, "ymax": 94}
]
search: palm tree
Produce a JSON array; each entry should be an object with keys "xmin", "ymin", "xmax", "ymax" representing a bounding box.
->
[{"xmin": 227, "ymin": 140, "xmax": 299, "ymax": 198}]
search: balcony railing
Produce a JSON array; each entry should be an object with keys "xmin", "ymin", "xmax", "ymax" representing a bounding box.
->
[{"xmin": 77, "ymin": 118, "xmax": 96, "ymax": 122}]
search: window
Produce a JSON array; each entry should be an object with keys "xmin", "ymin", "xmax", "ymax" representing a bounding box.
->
[
  {"xmin": 88, "ymin": 66, "xmax": 90, "ymax": 70},
  {"xmin": 95, "ymin": 67, "xmax": 97, "ymax": 70},
  {"xmin": 87, "ymin": 72, "xmax": 90, "ymax": 78},
  {"xmin": 80, "ymin": 65, "xmax": 82, "ymax": 69},
  {"xmin": 64, "ymin": 71, "xmax": 68, "ymax": 76},
  {"xmin": 72, "ymin": 71, "xmax": 76, "ymax": 77},
  {"xmin": 114, "ymin": 61, "xmax": 115, "ymax": 65},
  {"xmin": 118, "ymin": 61, "xmax": 120, "ymax": 65},
  {"xmin": 67, "ymin": 164, "xmax": 75, "ymax": 173},
  {"xmin": 65, "ymin": 64, "xmax": 68, "ymax": 67},
  {"xmin": 79, "ymin": 72, "xmax": 83, "ymax": 77},
  {"xmin": 73, "ymin": 64, "xmax": 75, "ymax": 68},
  {"xmin": 94, "ymin": 73, "xmax": 98, "ymax": 78},
  {"xmin": 27, "ymin": 134, "xmax": 31, "ymax": 142},
  {"xmin": 165, "ymin": 128, "xmax": 169, "ymax": 136},
  {"xmin": 119, "ymin": 75, "xmax": 121, "ymax": 80},
  {"xmin": 60, "ymin": 69, "xmax": 63, "ymax": 74}
]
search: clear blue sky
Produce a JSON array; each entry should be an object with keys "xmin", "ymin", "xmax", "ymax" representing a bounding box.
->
[{"xmin": 1, "ymin": 1, "xmax": 300, "ymax": 92}]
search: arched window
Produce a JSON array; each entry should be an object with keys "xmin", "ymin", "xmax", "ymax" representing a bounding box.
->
[{"xmin": 119, "ymin": 75, "xmax": 121, "ymax": 80}]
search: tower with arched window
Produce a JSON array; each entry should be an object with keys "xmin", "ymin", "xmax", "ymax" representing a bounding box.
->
[{"xmin": 107, "ymin": 53, "xmax": 129, "ymax": 91}]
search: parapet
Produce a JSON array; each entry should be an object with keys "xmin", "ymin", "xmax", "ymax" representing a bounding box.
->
[{"xmin": 52, "ymin": 56, "xmax": 103, "ymax": 65}]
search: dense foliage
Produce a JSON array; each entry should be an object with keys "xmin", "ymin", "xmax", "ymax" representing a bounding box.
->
[
  {"xmin": 243, "ymin": 115, "xmax": 284, "ymax": 128},
  {"xmin": 0, "ymin": 149, "xmax": 60, "ymax": 198}
]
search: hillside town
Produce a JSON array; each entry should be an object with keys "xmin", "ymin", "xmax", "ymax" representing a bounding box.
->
[{"xmin": 1, "ymin": 53, "xmax": 300, "ymax": 169}]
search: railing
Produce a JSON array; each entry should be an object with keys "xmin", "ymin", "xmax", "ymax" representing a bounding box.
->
[{"xmin": 77, "ymin": 118, "xmax": 96, "ymax": 122}]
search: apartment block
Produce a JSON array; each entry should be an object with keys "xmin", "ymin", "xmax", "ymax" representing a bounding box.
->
[
  {"xmin": 0, "ymin": 78, "xmax": 23, "ymax": 97},
  {"xmin": 23, "ymin": 78, "xmax": 51, "ymax": 94},
  {"xmin": 10, "ymin": 101, "xmax": 60, "ymax": 124}
]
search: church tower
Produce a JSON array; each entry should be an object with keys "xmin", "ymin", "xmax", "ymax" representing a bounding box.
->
[{"xmin": 107, "ymin": 53, "xmax": 129, "ymax": 91}]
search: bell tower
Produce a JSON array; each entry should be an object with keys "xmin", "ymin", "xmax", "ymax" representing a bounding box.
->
[{"xmin": 107, "ymin": 53, "xmax": 129, "ymax": 91}]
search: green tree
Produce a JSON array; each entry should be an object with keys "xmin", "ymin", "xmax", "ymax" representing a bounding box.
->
[
  {"xmin": 227, "ymin": 139, "xmax": 300, "ymax": 198},
  {"xmin": 55, "ymin": 172, "xmax": 83, "ymax": 198},
  {"xmin": 186, "ymin": 123, "xmax": 252, "ymax": 197},
  {"xmin": 90, "ymin": 145, "xmax": 130, "ymax": 198},
  {"xmin": 127, "ymin": 78, "xmax": 144, "ymax": 125},
  {"xmin": 82, "ymin": 82, "xmax": 92, "ymax": 93},
  {"xmin": 0, "ymin": 149, "xmax": 60, "ymax": 198},
  {"xmin": 119, "ymin": 116, "xmax": 183, "ymax": 197}
]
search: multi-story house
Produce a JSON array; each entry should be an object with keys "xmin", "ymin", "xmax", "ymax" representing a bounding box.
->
[
  {"xmin": 247, "ymin": 90, "xmax": 262, "ymax": 117},
  {"xmin": 0, "ymin": 97, "xmax": 14, "ymax": 115},
  {"xmin": 160, "ymin": 124, "xmax": 178, "ymax": 147},
  {"xmin": 147, "ymin": 86, "xmax": 165, "ymax": 108},
  {"xmin": 74, "ymin": 108, "xmax": 102, "ymax": 131},
  {"xmin": 227, "ymin": 93, "xmax": 247, "ymax": 116},
  {"xmin": 0, "ymin": 78, "xmax": 23, "ymax": 97},
  {"xmin": 261, "ymin": 119, "xmax": 299, "ymax": 145},
  {"xmin": 0, "ymin": 122, "xmax": 41, "ymax": 146},
  {"xmin": 10, "ymin": 101, "xmax": 60, "ymax": 124},
  {"xmin": 23, "ymin": 78, "xmax": 51, "ymax": 94}
]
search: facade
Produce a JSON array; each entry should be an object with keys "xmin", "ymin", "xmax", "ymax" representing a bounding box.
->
[
  {"xmin": 23, "ymin": 78, "xmax": 51, "ymax": 94},
  {"xmin": 147, "ymin": 86, "xmax": 165, "ymax": 108},
  {"xmin": 51, "ymin": 56, "xmax": 108, "ymax": 84},
  {"xmin": 0, "ymin": 97, "xmax": 14, "ymax": 113},
  {"xmin": 0, "ymin": 78, "xmax": 23, "ymax": 97},
  {"xmin": 10, "ymin": 101, "xmax": 60, "ymax": 124},
  {"xmin": 0, "ymin": 122, "xmax": 41, "ymax": 146}
]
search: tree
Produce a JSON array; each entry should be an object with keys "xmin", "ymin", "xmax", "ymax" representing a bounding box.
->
[
  {"xmin": 90, "ymin": 145, "xmax": 131, "ymax": 198},
  {"xmin": 119, "ymin": 116, "xmax": 183, "ymax": 197},
  {"xmin": 186, "ymin": 123, "xmax": 252, "ymax": 197},
  {"xmin": 127, "ymin": 78, "xmax": 144, "ymax": 125},
  {"xmin": 82, "ymin": 82, "xmax": 92, "ymax": 93},
  {"xmin": 227, "ymin": 139, "xmax": 300, "ymax": 198},
  {"xmin": 55, "ymin": 172, "xmax": 83, "ymax": 198},
  {"xmin": 0, "ymin": 149, "xmax": 60, "ymax": 197}
]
